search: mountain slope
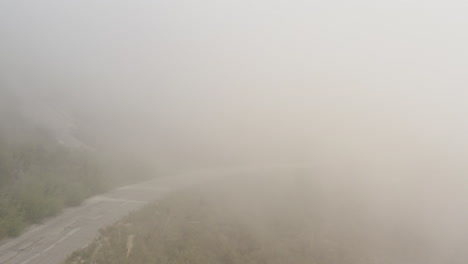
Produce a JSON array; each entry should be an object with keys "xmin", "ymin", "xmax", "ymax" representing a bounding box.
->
[{"xmin": 0, "ymin": 89, "xmax": 104, "ymax": 239}]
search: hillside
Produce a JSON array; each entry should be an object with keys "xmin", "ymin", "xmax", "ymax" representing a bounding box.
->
[
  {"xmin": 0, "ymin": 90, "xmax": 104, "ymax": 239},
  {"xmin": 65, "ymin": 175, "xmax": 368, "ymax": 264}
]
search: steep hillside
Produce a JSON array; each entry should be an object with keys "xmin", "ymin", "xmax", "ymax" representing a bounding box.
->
[{"xmin": 0, "ymin": 89, "xmax": 104, "ymax": 239}]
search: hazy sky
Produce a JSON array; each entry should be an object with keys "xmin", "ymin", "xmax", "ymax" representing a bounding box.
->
[{"xmin": 1, "ymin": 0, "xmax": 468, "ymax": 166}]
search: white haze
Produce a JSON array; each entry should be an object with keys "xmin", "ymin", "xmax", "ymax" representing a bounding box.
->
[{"xmin": 2, "ymin": 0, "xmax": 468, "ymax": 262}]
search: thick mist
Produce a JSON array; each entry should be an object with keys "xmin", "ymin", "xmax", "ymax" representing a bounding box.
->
[
  {"xmin": 2, "ymin": 0, "xmax": 468, "ymax": 166},
  {"xmin": 2, "ymin": 0, "xmax": 468, "ymax": 262}
]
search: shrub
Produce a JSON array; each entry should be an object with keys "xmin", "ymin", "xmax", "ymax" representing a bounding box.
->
[
  {"xmin": 0, "ymin": 134, "xmax": 104, "ymax": 239},
  {"xmin": 0, "ymin": 196, "xmax": 26, "ymax": 237}
]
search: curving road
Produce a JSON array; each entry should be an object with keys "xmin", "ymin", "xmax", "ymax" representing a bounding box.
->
[{"xmin": 0, "ymin": 173, "xmax": 214, "ymax": 264}]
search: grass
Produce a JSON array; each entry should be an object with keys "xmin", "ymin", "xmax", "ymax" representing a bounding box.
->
[{"xmin": 65, "ymin": 174, "xmax": 371, "ymax": 264}]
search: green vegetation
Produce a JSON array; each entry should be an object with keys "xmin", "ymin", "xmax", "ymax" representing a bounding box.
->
[
  {"xmin": 0, "ymin": 132, "xmax": 104, "ymax": 239},
  {"xmin": 65, "ymin": 176, "xmax": 369, "ymax": 264},
  {"xmin": 0, "ymin": 89, "xmax": 155, "ymax": 240}
]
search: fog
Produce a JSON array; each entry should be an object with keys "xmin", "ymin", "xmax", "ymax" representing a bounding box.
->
[{"xmin": 2, "ymin": 0, "xmax": 468, "ymax": 262}]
